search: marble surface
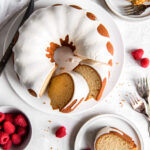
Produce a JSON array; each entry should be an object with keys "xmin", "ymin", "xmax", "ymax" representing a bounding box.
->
[{"xmin": 0, "ymin": 0, "xmax": 150, "ymax": 149}]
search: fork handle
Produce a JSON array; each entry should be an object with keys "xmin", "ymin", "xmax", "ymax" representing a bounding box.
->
[
  {"xmin": 146, "ymin": 5, "xmax": 150, "ymax": 8},
  {"xmin": 148, "ymin": 121, "xmax": 150, "ymax": 136},
  {"xmin": 145, "ymin": 116, "xmax": 150, "ymax": 136},
  {"xmin": 145, "ymin": 97, "xmax": 149, "ymax": 104}
]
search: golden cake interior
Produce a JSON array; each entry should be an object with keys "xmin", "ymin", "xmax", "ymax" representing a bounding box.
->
[
  {"xmin": 74, "ymin": 64, "xmax": 102, "ymax": 100},
  {"xmin": 48, "ymin": 73, "xmax": 74, "ymax": 110},
  {"xmin": 96, "ymin": 133, "xmax": 137, "ymax": 150}
]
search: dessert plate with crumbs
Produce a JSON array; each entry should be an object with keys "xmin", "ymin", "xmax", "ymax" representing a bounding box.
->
[
  {"xmin": 74, "ymin": 114, "xmax": 144, "ymax": 150},
  {"xmin": 105, "ymin": 0, "xmax": 150, "ymax": 20}
]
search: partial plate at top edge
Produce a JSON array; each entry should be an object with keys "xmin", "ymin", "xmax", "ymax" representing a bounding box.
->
[{"xmin": 105, "ymin": 0, "xmax": 150, "ymax": 21}]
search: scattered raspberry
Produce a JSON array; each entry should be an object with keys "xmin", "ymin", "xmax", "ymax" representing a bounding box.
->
[
  {"xmin": 0, "ymin": 113, "xmax": 5, "ymax": 123},
  {"xmin": 0, "ymin": 131, "xmax": 10, "ymax": 145},
  {"xmin": 14, "ymin": 114, "xmax": 28, "ymax": 128},
  {"xmin": 0, "ymin": 125, "xmax": 2, "ymax": 130},
  {"xmin": 55, "ymin": 126, "xmax": 66, "ymax": 138},
  {"xmin": 5, "ymin": 113, "xmax": 15, "ymax": 123},
  {"xmin": 17, "ymin": 127, "xmax": 26, "ymax": 136},
  {"xmin": 11, "ymin": 134, "xmax": 21, "ymax": 145},
  {"xmin": 2, "ymin": 140, "xmax": 12, "ymax": 150},
  {"xmin": 3, "ymin": 121, "xmax": 15, "ymax": 135},
  {"xmin": 131, "ymin": 49, "xmax": 144, "ymax": 60},
  {"xmin": 140, "ymin": 58, "xmax": 149, "ymax": 68}
]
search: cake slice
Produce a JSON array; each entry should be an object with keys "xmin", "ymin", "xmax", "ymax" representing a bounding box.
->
[
  {"xmin": 95, "ymin": 127, "xmax": 137, "ymax": 150},
  {"xmin": 48, "ymin": 72, "xmax": 89, "ymax": 113},
  {"xmin": 73, "ymin": 60, "xmax": 110, "ymax": 101}
]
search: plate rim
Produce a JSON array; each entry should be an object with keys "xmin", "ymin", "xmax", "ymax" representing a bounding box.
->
[
  {"xmin": 3, "ymin": 0, "xmax": 125, "ymax": 115},
  {"xmin": 105, "ymin": 0, "xmax": 150, "ymax": 21},
  {"xmin": 74, "ymin": 113, "xmax": 144, "ymax": 150}
]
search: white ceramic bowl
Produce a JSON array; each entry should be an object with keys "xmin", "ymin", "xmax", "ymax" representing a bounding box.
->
[{"xmin": 0, "ymin": 105, "xmax": 32, "ymax": 150}]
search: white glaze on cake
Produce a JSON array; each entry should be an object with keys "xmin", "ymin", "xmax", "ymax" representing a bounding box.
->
[
  {"xmin": 94, "ymin": 127, "xmax": 123, "ymax": 150},
  {"xmin": 61, "ymin": 72, "xmax": 89, "ymax": 113},
  {"xmin": 13, "ymin": 4, "xmax": 112, "ymax": 98}
]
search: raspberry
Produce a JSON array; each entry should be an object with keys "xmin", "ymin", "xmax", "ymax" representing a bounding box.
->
[
  {"xmin": 0, "ymin": 125, "xmax": 2, "ymax": 130},
  {"xmin": 3, "ymin": 121, "xmax": 15, "ymax": 135},
  {"xmin": 131, "ymin": 49, "xmax": 144, "ymax": 60},
  {"xmin": 55, "ymin": 126, "xmax": 66, "ymax": 138},
  {"xmin": 2, "ymin": 140, "xmax": 12, "ymax": 150},
  {"xmin": 0, "ymin": 112, "xmax": 5, "ymax": 123},
  {"xmin": 11, "ymin": 134, "xmax": 21, "ymax": 145},
  {"xmin": 17, "ymin": 127, "xmax": 26, "ymax": 136},
  {"xmin": 5, "ymin": 113, "xmax": 15, "ymax": 123},
  {"xmin": 83, "ymin": 149, "xmax": 91, "ymax": 150},
  {"xmin": 14, "ymin": 114, "xmax": 28, "ymax": 127},
  {"xmin": 0, "ymin": 131, "xmax": 10, "ymax": 145},
  {"xmin": 140, "ymin": 58, "xmax": 149, "ymax": 68}
]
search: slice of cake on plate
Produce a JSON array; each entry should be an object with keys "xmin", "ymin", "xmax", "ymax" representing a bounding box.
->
[
  {"xmin": 74, "ymin": 60, "xmax": 110, "ymax": 101},
  {"xmin": 48, "ymin": 72, "xmax": 89, "ymax": 113},
  {"xmin": 95, "ymin": 127, "xmax": 137, "ymax": 150}
]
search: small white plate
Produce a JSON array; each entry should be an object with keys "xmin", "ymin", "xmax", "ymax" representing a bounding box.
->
[
  {"xmin": 3, "ymin": 0, "xmax": 124, "ymax": 115},
  {"xmin": 74, "ymin": 114, "xmax": 144, "ymax": 150},
  {"xmin": 105, "ymin": 0, "xmax": 150, "ymax": 21}
]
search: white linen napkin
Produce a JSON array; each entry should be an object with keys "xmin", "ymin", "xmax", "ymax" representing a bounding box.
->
[{"xmin": 0, "ymin": 0, "xmax": 30, "ymax": 30}]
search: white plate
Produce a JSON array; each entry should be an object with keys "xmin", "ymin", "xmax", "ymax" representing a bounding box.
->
[
  {"xmin": 105, "ymin": 0, "xmax": 150, "ymax": 21},
  {"xmin": 74, "ymin": 114, "xmax": 144, "ymax": 150},
  {"xmin": 3, "ymin": 0, "xmax": 124, "ymax": 115}
]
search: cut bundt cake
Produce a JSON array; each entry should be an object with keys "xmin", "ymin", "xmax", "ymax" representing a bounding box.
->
[
  {"xmin": 95, "ymin": 127, "xmax": 137, "ymax": 150},
  {"xmin": 74, "ymin": 60, "xmax": 110, "ymax": 101},
  {"xmin": 13, "ymin": 4, "xmax": 113, "ymax": 98},
  {"xmin": 48, "ymin": 72, "xmax": 89, "ymax": 113}
]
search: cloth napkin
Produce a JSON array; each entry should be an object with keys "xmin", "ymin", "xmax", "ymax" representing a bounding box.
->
[{"xmin": 0, "ymin": 0, "xmax": 30, "ymax": 30}]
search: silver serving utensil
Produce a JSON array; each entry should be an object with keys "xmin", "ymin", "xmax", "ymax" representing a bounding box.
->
[
  {"xmin": 0, "ymin": 0, "xmax": 34, "ymax": 76},
  {"xmin": 127, "ymin": 93, "xmax": 150, "ymax": 136},
  {"xmin": 122, "ymin": 4, "xmax": 150, "ymax": 15},
  {"xmin": 136, "ymin": 77, "xmax": 150, "ymax": 105}
]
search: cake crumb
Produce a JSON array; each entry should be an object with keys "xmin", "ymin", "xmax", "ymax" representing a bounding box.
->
[
  {"xmin": 68, "ymin": 58, "xmax": 73, "ymax": 62},
  {"xmin": 60, "ymin": 67, "xmax": 65, "ymax": 70},
  {"xmin": 48, "ymin": 120, "xmax": 52, "ymax": 123},
  {"xmin": 116, "ymin": 62, "xmax": 119, "ymax": 65},
  {"xmin": 43, "ymin": 102, "xmax": 46, "ymax": 104},
  {"xmin": 43, "ymin": 129, "xmax": 49, "ymax": 132},
  {"xmin": 121, "ymin": 99, "xmax": 126, "ymax": 103},
  {"xmin": 119, "ymin": 102, "xmax": 124, "ymax": 108}
]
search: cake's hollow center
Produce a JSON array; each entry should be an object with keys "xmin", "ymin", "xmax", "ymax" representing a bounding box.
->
[
  {"xmin": 46, "ymin": 35, "xmax": 81, "ymax": 75},
  {"xmin": 54, "ymin": 46, "xmax": 81, "ymax": 75}
]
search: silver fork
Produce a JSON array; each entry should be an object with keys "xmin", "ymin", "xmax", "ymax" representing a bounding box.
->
[
  {"xmin": 128, "ymin": 94, "xmax": 150, "ymax": 136},
  {"xmin": 136, "ymin": 77, "xmax": 150, "ymax": 105},
  {"xmin": 122, "ymin": 4, "xmax": 150, "ymax": 15}
]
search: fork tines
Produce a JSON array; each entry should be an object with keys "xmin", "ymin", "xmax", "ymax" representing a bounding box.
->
[
  {"xmin": 121, "ymin": 4, "xmax": 146, "ymax": 16},
  {"xmin": 136, "ymin": 77, "xmax": 149, "ymax": 104}
]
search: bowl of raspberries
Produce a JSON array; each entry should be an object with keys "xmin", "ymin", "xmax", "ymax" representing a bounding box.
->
[{"xmin": 0, "ymin": 105, "xmax": 32, "ymax": 150}]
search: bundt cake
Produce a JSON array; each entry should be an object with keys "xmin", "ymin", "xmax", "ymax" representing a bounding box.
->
[
  {"xmin": 74, "ymin": 60, "xmax": 110, "ymax": 100},
  {"xmin": 13, "ymin": 4, "xmax": 113, "ymax": 98},
  {"xmin": 48, "ymin": 72, "xmax": 89, "ymax": 113},
  {"xmin": 13, "ymin": 4, "xmax": 114, "ymax": 112},
  {"xmin": 95, "ymin": 127, "xmax": 137, "ymax": 150}
]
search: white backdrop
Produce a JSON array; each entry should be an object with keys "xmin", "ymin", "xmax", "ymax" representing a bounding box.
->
[{"xmin": 0, "ymin": 0, "xmax": 150, "ymax": 149}]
